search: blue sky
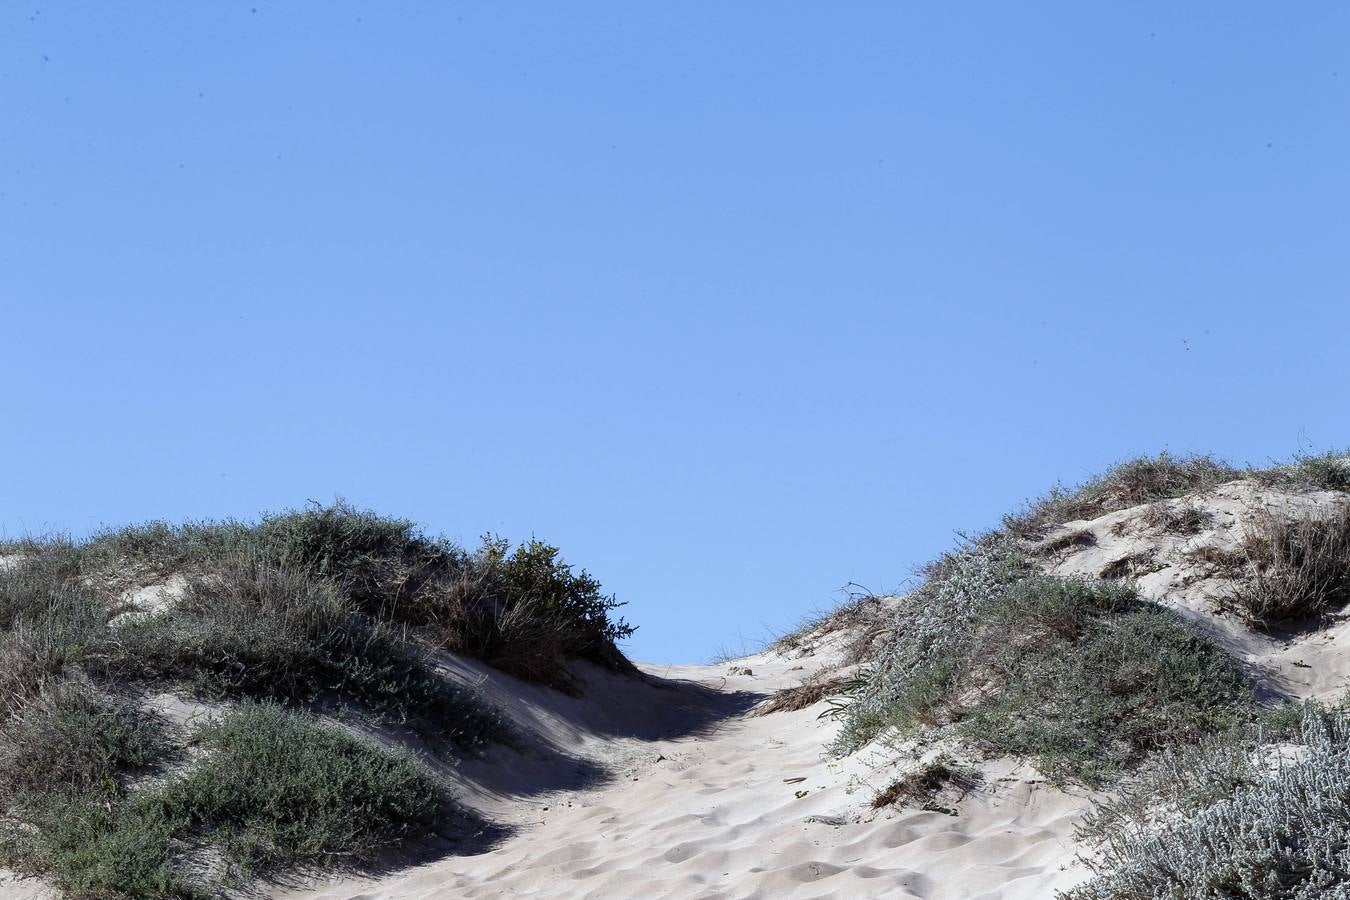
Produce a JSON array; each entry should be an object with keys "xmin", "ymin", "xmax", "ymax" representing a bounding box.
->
[{"xmin": 2, "ymin": 3, "xmax": 1347, "ymax": 663}]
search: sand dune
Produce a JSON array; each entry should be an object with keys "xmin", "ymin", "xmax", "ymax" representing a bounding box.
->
[{"xmin": 8, "ymin": 474, "xmax": 1349, "ymax": 898}]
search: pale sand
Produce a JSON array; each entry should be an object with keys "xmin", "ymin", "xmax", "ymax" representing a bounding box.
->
[{"xmin": 279, "ymin": 642, "xmax": 1090, "ymax": 900}]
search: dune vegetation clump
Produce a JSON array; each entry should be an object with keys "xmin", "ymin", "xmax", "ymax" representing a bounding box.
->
[
  {"xmin": 834, "ymin": 540, "xmax": 1253, "ymax": 784},
  {"xmin": 1224, "ymin": 506, "xmax": 1350, "ymax": 627},
  {"xmin": 0, "ymin": 501, "xmax": 638, "ymax": 897},
  {"xmin": 1004, "ymin": 452, "xmax": 1243, "ymax": 539},
  {"xmin": 1064, "ymin": 704, "xmax": 1350, "ymax": 900},
  {"xmin": 1, "ymin": 702, "xmax": 452, "ymax": 899},
  {"xmin": 870, "ymin": 755, "xmax": 977, "ymax": 811},
  {"xmin": 84, "ymin": 501, "xmax": 637, "ymax": 692},
  {"xmin": 1004, "ymin": 449, "xmax": 1350, "ymax": 540}
]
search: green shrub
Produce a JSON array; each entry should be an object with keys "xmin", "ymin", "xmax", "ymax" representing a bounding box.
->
[
  {"xmin": 962, "ymin": 577, "xmax": 1252, "ymax": 782},
  {"xmin": 2, "ymin": 801, "xmax": 194, "ymax": 900},
  {"xmin": 113, "ymin": 559, "xmax": 504, "ymax": 747},
  {"xmin": 0, "ymin": 681, "xmax": 168, "ymax": 803},
  {"xmin": 433, "ymin": 537, "xmax": 636, "ymax": 691},
  {"xmin": 835, "ymin": 548, "xmax": 1252, "ymax": 784},
  {"xmin": 147, "ymin": 702, "xmax": 448, "ymax": 874},
  {"xmin": 3, "ymin": 703, "xmax": 451, "ymax": 898},
  {"xmin": 0, "ymin": 684, "xmax": 183, "ymax": 900},
  {"xmin": 82, "ymin": 503, "xmax": 636, "ymax": 690},
  {"xmin": 833, "ymin": 538, "xmax": 1028, "ymax": 752}
]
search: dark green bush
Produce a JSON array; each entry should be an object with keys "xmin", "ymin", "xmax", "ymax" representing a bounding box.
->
[{"xmin": 434, "ymin": 537, "xmax": 636, "ymax": 690}]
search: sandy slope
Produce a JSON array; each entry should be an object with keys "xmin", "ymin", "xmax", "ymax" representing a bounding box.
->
[{"xmin": 282, "ymin": 640, "xmax": 1089, "ymax": 900}]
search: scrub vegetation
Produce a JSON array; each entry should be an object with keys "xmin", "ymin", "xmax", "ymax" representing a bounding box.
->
[
  {"xmin": 832, "ymin": 541, "xmax": 1253, "ymax": 784},
  {"xmin": 815, "ymin": 448, "xmax": 1350, "ymax": 897},
  {"xmin": 1063, "ymin": 703, "xmax": 1350, "ymax": 899},
  {"xmin": 0, "ymin": 501, "xmax": 636, "ymax": 897}
]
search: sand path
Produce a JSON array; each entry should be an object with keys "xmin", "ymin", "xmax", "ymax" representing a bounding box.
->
[{"xmin": 288, "ymin": 648, "xmax": 1089, "ymax": 900}]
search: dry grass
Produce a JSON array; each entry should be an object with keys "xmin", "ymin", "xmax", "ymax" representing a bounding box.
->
[
  {"xmin": 771, "ymin": 587, "xmax": 892, "ymax": 667},
  {"xmin": 750, "ymin": 676, "xmax": 850, "ymax": 717},
  {"xmin": 1140, "ymin": 501, "xmax": 1212, "ymax": 535},
  {"xmin": 1181, "ymin": 543, "xmax": 1247, "ymax": 577},
  {"xmin": 871, "ymin": 756, "xmax": 977, "ymax": 810},
  {"xmin": 1223, "ymin": 506, "xmax": 1350, "ymax": 626},
  {"xmin": 1006, "ymin": 453, "xmax": 1241, "ymax": 538},
  {"xmin": 1035, "ymin": 529, "xmax": 1097, "ymax": 557},
  {"xmin": 1098, "ymin": 553, "xmax": 1156, "ymax": 581}
]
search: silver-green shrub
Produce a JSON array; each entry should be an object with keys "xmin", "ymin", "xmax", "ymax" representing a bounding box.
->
[
  {"xmin": 832, "ymin": 537, "xmax": 1025, "ymax": 753},
  {"xmin": 1065, "ymin": 706, "xmax": 1350, "ymax": 899}
]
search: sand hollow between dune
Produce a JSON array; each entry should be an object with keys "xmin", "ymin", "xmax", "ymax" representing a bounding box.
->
[{"xmin": 274, "ymin": 643, "xmax": 1090, "ymax": 900}]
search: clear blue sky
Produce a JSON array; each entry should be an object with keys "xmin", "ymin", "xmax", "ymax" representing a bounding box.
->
[{"xmin": 3, "ymin": 3, "xmax": 1347, "ymax": 663}]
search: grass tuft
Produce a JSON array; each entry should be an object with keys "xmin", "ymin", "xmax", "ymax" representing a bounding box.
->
[
  {"xmin": 1223, "ymin": 506, "xmax": 1350, "ymax": 626},
  {"xmin": 871, "ymin": 756, "xmax": 977, "ymax": 810},
  {"xmin": 1006, "ymin": 453, "xmax": 1241, "ymax": 538},
  {"xmin": 750, "ymin": 675, "xmax": 849, "ymax": 717}
]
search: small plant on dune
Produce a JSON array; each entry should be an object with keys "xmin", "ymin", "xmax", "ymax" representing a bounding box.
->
[
  {"xmin": 960, "ymin": 576, "xmax": 1251, "ymax": 783},
  {"xmin": 0, "ymin": 680, "xmax": 168, "ymax": 801},
  {"xmin": 1005, "ymin": 452, "xmax": 1241, "ymax": 538},
  {"xmin": 1140, "ymin": 500, "xmax": 1212, "ymax": 535},
  {"xmin": 751, "ymin": 673, "xmax": 850, "ymax": 716},
  {"xmin": 832, "ymin": 538, "xmax": 1028, "ymax": 752},
  {"xmin": 249, "ymin": 502, "xmax": 461, "ymax": 618},
  {"xmin": 0, "ymin": 550, "xmax": 113, "ymax": 707},
  {"xmin": 871, "ymin": 755, "xmax": 977, "ymax": 810},
  {"xmin": 0, "ymin": 682, "xmax": 183, "ymax": 899},
  {"xmin": 1063, "ymin": 704, "xmax": 1350, "ymax": 900},
  {"xmin": 1222, "ymin": 506, "xmax": 1350, "ymax": 626}
]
